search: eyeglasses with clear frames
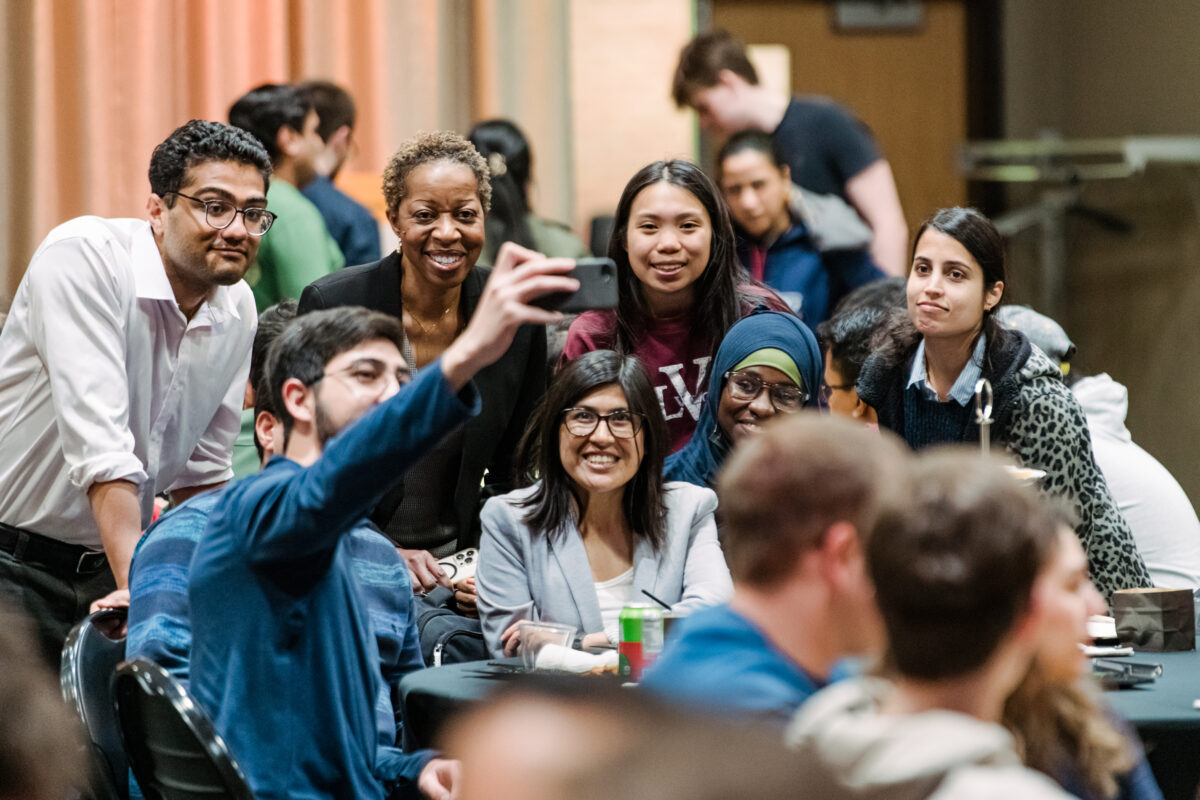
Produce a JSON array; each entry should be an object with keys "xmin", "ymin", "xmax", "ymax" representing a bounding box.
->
[
  {"xmin": 164, "ymin": 191, "xmax": 277, "ymax": 236},
  {"xmin": 315, "ymin": 360, "xmax": 413, "ymax": 396},
  {"xmin": 724, "ymin": 370, "xmax": 808, "ymax": 411},
  {"xmin": 561, "ymin": 407, "xmax": 645, "ymax": 439}
]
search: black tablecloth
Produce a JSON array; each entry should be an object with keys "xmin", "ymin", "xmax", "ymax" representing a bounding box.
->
[
  {"xmin": 399, "ymin": 659, "xmax": 526, "ymax": 750},
  {"xmin": 1102, "ymin": 647, "xmax": 1200, "ymax": 800}
]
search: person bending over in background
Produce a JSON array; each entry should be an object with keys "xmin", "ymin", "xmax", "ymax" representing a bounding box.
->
[{"xmin": 673, "ymin": 30, "xmax": 908, "ymax": 276}]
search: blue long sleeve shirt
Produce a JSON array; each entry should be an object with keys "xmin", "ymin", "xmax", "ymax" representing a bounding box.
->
[
  {"xmin": 126, "ymin": 489, "xmax": 432, "ymax": 785},
  {"xmin": 189, "ymin": 363, "xmax": 478, "ymax": 800}
]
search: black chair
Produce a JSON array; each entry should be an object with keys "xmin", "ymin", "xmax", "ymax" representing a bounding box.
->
[
  {"xmin": 61, "ymin": 608, "xmax": 130, "ymax": 800},
  {"xmin": 114, "ymin": 658, "xmax": 254, "ymax": 800}
]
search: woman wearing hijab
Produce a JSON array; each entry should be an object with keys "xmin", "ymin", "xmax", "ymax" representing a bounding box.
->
[{"xmin": 666, "ymin": 310, "xmax": 822, "ymax": 488}]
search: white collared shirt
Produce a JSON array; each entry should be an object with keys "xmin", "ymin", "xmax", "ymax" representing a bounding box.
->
[
  {"xmin": 0, "ymin": 217, "xmax": 256, "ymax": 547},
  {"xmin": 906, "ymin": 334, "xmax": 987, "ymax": 407}
]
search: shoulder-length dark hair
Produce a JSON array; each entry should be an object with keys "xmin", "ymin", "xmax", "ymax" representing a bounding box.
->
[
  {"xmin": 608, "ymin": 160, "xmax": 751, "ymax": 355},
  {"xmin": 516, "ymin": 350, "xmax": 669, "ymax": 550}
]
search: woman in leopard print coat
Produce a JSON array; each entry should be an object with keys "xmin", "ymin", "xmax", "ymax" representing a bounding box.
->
[{"xmin": 856, "ymin": 207, "xmax": 1151, "ymax": 603}]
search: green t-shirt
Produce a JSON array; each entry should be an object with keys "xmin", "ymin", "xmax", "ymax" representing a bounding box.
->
[{"xmin": 247, "ymin": 181, "xmax": 344, "ymax": 311}]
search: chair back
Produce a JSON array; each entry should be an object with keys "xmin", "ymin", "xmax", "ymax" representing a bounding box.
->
[
  {"xmin": 61, "ymin": 608, "xmax": 129, "ymax": 800},
  {"xmin": 114, "ymin": 658, "xmax": 254, "ymax": 800}
]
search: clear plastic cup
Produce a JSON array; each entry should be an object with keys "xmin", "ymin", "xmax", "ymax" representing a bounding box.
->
[{"xmin": 518, "ymin": 620, "xmax": 577, "ymax": 670}]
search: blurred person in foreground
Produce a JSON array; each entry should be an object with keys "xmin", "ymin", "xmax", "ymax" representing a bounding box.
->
[
  {"xmin": 188, "ymin": 245, "xmax": 577, "ymax": 800},
  {"xmin": 645, "ymin": 415, "xmax": 907, "ymax": 727},
  {"xmin": 0, "ymin": 608, "xmax": 84, "ymax": 800},
  {"xmin": 441, "ymin": 678, "xmax": 842, "ymax": 800},
  {"xmin": 786, "ymin": 451, "xmax": 1089, "ymax": 799}
]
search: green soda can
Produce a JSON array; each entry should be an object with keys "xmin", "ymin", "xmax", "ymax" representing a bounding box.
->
[{"xmin": 618, "ymin": 603, "xmax": 664, "ymax": 682}]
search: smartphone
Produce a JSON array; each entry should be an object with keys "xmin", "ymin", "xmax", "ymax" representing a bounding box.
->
[{"xmin": 532, "ymin": 257, "xmax": 618, "ymax": 313}]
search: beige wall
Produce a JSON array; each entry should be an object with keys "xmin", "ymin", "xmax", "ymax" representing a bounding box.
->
[
  {"xmin": 568, "ymin": 0, "xmax": 696, "ymax": 237},
  {"xmin": 1002, "ymin": 0, "xmax": 1200, "ymax": 505}
]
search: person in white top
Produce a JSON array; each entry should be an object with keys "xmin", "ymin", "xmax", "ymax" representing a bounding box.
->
[
  {"xmin": 0, "ymin": 119, "xmax": 271, "ymax": 662},
  {"xmin": 996, "ymin": 304, "xmax": 1200, "ymax": 590}
]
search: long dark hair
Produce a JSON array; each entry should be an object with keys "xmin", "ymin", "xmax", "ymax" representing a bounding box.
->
[
  {"xmin": 515, "ymin": 351, "xmax": 669, "ymax": 550},
  {"xmin": 608, "ymin": 160, "xmax": 751, "ymax": 354},
  {"xmin": 468, "ymin": 119, "xmax": 536, "ymax": 258}
]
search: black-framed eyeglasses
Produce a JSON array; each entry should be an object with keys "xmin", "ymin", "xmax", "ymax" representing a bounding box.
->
[
  {"xmin": 724, "ymin": 370, "xmax": 808, "ymax": 412},
  {"xmin": 561, "ymin": 407, "xmax": 645, "ymax": 439},
  {"xmin": 820, "ymin": 381, "xmax": 855, "ymax": 403},
  {"xmin": 314, "ymin": 360, "xmax": 413, "ymax": 395},
  {"xmin": 164, "ymin": 191, "xmax": 277, "ymax": 236}
]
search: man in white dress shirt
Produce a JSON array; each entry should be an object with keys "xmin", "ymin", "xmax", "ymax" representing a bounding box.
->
[{"xmin": 0, "ymin": 119, "xmax": 271, "ymax": 662}]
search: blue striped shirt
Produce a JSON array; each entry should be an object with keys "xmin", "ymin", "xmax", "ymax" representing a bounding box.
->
[{"xmin": 126, "ymin": 484, "xmax": 431, "ymax": 785}]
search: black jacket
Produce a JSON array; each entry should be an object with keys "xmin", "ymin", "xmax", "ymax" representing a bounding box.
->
[{"xmin": 299, "ymin": 252, "xmax": 548, "ymax": 548}]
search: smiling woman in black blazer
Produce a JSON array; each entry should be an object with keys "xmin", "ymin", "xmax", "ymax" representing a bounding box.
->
[{"xmin": 299, "ymin": 131, "xmax": 547, "ymax": 607}]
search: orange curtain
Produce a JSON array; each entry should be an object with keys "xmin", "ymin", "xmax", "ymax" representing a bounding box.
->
[{"xmin": 1, "ymin": 0, "xmax": 445, "ymax": 296}]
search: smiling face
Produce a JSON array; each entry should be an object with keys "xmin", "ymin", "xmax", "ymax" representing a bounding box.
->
[
  {"xmin": 719, "ymin": 149, "xmax": 791, "ymax": 241},
  {"xmin": 907, "ymin": 228, "xmax": 1004, "ymax": 344},
  {"xmin": 389, "ymin": 160, "xmax": 485, "ymax": 291},
  {"xmin": 625, "ymin": 181, "xmax": 712, "ymax": 314},
  {"xmin": 1030, "ymin": 527, "xmax": 1107, "ymax": 684},
  {"xmin": 151, "ymin": 159, "xmax": 267, "ymax": 298},
  {"xmin": 716, "ymin": 364, "xmax": 796, "ymax": 444},
  {"xmin": 558, "ymin": 384, "xmax": 644, "ymax": 501}
]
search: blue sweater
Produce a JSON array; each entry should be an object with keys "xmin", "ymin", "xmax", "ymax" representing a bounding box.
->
[
  {"xmin": 126, "ymin": 489, "xmax": 430, "ymax": 786},
  {"xmin": 189, "ymin": 363, "xmax": 477, "ymax": 800},
  {"xmin": 641, "ymin": 604, "xmax": 832, "ymax": 728},
  {"xmin": 301, "ymin": 175, "xmax": 381, "ymax": 267},
  {"xmin": 735, "ymin": 221, "xmax": 882, "ymax": 327}
]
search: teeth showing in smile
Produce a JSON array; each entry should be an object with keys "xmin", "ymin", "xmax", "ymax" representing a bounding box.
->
[
  {"xmin": 585, "ymin": 454, "xmax": 616, "ymax": 465},
  {"xmin": 431, "ymin": 254, "xmax": 460, "ymax": 265}
]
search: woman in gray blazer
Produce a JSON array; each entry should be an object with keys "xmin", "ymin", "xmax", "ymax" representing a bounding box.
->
[{"xmin": 477, "ymin": 351, "xmax": 732, "ymax": 658}]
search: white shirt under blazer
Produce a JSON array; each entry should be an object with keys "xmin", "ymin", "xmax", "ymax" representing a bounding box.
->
[
  {"xmin": 476, "ymin": 480, "xmax": 734, "ymax": 657},
  {"xmin": 0, "ymin": 217, "xmax": 256, "ymax": 548}
]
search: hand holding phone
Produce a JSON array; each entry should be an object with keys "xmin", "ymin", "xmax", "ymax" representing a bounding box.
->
[{"xmin": 530, "ymin": 257, "xmax": 618, "ymax": 313}]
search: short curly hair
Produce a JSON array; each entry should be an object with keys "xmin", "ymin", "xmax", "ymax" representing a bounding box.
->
[
  {"xmin": 382, "ymin": 130, "xmax": 491, "ymax": 216},
  {"xmin": 149, "ymin": 119, "xmax": 271, "ymax": 199}
]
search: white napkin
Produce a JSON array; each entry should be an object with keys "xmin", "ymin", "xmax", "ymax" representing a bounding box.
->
[{"xmin": 534, "ymin": 643, "xmax": 619, "ymax": 672}]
